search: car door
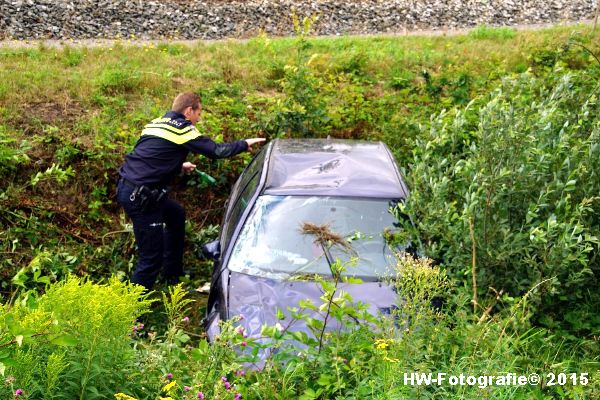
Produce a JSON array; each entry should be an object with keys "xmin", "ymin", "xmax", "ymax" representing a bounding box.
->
[{"xmin": 205, "ymin": 148, "xmax": 267, "ymax": 328}]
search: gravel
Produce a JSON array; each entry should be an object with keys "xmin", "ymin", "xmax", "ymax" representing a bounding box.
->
[{"xmin": 0, "ymin": 0, "xmax": 597, "ymax": 40}]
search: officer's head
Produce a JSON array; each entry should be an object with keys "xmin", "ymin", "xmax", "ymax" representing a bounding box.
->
[{"xmin": 172, "ymin": 92, "xmax": 202, "ymax": 125}]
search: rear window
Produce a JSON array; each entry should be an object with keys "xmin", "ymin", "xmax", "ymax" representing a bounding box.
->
[{"xmin": 228, "ymin": 195, "xmax": 403, "ymax": 280}]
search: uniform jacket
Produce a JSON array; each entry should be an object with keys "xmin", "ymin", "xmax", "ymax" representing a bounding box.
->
[{"xmin": 119, "ymin": 111, "xmax": 248, "ymax": 188}]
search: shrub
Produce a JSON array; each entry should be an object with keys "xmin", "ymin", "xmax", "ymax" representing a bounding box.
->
[
  {"xmin": 1, "ymin": 276, "xmax": 152, "ymax": 399},
  {"xmin": 396, "ymin": 66, "xmax": 600, "ymax": 336},
  {"xmin": 255, "ymin": 14, "xmax": 331, "ymax": 139}
]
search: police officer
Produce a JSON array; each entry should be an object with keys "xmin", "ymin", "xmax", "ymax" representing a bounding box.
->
[{"xmin": 117, "ymin": 92, "xmax": 265, "ymax": 290}]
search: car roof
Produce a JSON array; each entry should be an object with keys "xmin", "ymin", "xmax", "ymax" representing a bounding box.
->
[{"xmin": 262, "ymin": 139, "xmax": 408, "ymax": 198}]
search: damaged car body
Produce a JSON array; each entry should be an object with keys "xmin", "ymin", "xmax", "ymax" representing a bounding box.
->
[{"xmin": 203, "ymin": 138, "xmax": 410, "ymax": 343}]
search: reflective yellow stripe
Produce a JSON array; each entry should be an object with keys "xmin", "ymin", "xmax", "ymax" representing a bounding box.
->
[
  {"xmin": 144, "ymin": 122, "xmax": 194, "ymax": 134},
  {"xmin": 141, "ymin": 124, "xmax": 201, "ymax": 144}
]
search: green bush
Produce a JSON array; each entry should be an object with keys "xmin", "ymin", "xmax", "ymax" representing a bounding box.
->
[
  {"xmin": 1, "ymin": 276, "xmax": 151, "ymax": 399},
  {"xmin": 396, "ymin": 66, "xmax": 600, "ymax": 336},
  {"xmin": 255, "ymin": 15, "xmax": 331, "ymax": 139}
]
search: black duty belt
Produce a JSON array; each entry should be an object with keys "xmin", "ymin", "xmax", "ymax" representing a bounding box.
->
[
  {"xmin": 119, "ymin": 177, "xmax": 166, "ymax": 191},
  {"xmin": 118, "ymin": 177, "xmax": 138, "ymax": 190},
  {"xmin": 119, "ymin": 177, "xmax": 168, "ymax": 205}
]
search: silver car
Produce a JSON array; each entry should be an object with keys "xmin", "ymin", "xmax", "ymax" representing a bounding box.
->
[{"xmin": 203, "ymin": 138, "xmax": 410, "ymax": 341}]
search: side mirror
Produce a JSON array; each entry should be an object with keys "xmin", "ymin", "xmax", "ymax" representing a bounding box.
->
[{"xmin": 201, "ymin": 240, "xmax": 221, "ymax": 261}]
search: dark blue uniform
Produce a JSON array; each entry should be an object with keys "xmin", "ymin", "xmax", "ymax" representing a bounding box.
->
[{"xmin": 117, "ymin": 111, "xmax": 248, "ymax": 289}]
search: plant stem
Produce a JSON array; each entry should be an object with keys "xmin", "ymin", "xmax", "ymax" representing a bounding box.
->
[
  {"xmin": 80, "ymin": 333, "xmax": 98, "ymax": 400},
  {"xmin": 317, "ymin": 284, "xmax": 336, "ymax": 354},
  {"xmin": 469, "ymin": 217, "xmax": 478, "ymax": 313},
  {"xmin": 317, "ymin": 245, "xmax": 340, "ymax": 354},
  {"xmin": 477, "ymin": 288, "xmax": 504, "ymax": 325}
]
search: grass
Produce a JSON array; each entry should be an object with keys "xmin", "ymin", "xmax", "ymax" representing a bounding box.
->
[
  {"xmin": 0, "ymin": 24, "xmax": 597, "ymax": 284},
  {"xmin": 468, "ymin": 25, "xmax": 517, "ymax": 40},
  {"xmin": 0, "ymin": 24, "xmax": 595, "ymax": 99},
  {"xmin": 0, "ymin": 25, "xmax": 597, "ymax": 281},
  {"xmin": 0, "ymin": 26, "xmax": 592, "ymax": 149}
]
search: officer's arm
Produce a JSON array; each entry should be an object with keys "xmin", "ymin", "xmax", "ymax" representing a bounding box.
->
[{"xmin": 183, "ymin": 136, "xmax": 249, "ymax": 159}]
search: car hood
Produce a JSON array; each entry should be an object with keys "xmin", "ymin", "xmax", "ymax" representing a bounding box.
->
[{"xmin": 228, "ymin": 271, "xmax": 397, "ymax": 339}]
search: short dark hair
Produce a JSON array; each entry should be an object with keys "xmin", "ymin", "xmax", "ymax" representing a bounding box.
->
[{"xmin": 172, "ymin": 92, "xmax": 202, "ymax": 113}]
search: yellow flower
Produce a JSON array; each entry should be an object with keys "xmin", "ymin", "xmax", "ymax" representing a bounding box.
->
[
  {"xmin": 374, "ymin": 339, "xmax": 390, "ymax": 350},
  {"xmin": 114, "ymin": 394, "xmax": 138, "ymax": 400},
  {"xmin": 160, "ymin": 398, "xmax": 174, "ymax": 400},
  {"xmin": 162, "ymin": 380, "xmax": 177, "ymax": 392}
]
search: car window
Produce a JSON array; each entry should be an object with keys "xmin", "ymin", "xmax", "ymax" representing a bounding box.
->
[
  {"xmin": 228, "ymin": 195, "xmax": 403, "ymax": 280},
  {"xmin": 222, "ymin": 171, "xmax": 261, "ymax": 248},
  {"xmin": 226, "ymin": 148, "xmax": 266, "ymax": 221}
]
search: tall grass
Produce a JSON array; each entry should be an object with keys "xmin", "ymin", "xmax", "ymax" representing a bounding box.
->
[{"xmin": 468, "ymin": 25, "xmax": 517, "ymax": 40}]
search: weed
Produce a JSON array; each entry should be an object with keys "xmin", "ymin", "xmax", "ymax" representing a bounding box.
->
[
  {"xmin": 469, "ymin": 25, "xmax": 517, "ymax": 40},
  {"xmin": 1, "ymin": 276, "xmax": 152, "ymax": 399},
  {"xmin": 95, "ymin": 67, "xmax": 141, "ymax": 95},
  {"xmin": 61, "ymin": 47, "xmax": 85, "ymax": 67},
  {"xmin": 0, "ymin": 126, "xmax": 30, "ymax": 173}
]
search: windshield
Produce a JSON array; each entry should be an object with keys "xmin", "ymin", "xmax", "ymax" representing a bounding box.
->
[{"xmin": 228, "ymin": 195, "xmax": 402, "ymax": 280}]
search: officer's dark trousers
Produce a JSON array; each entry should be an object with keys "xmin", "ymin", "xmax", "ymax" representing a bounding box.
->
[{"xmin": 117, "ymin": 181, "xmax": 185, "ymax": 290}]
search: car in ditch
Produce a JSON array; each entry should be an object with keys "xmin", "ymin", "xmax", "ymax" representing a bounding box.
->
[{"xmin": 202, "ymin": 138, "xmax": 410, "ymax": 342}]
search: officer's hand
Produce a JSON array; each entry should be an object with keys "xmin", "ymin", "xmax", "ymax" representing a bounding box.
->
[
  {"xmin": 181, "ymin": 161, "xmax": 196, "ymax": 174},
  {"xmin": 245, "ymin": 138, "xmax": 266, "ymax": 148}
]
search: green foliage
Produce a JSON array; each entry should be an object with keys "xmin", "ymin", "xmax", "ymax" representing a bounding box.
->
[
  {"xmin": 162, "ymin": 284, "xmax": 194, "ymax": 347},
  {"xmin": 95, "ymin": 67, "xmax": 142, "ymax": 95},
  {"xmin": 1, "ymin": 276, "xmax": 152, "ymax": 399},
  {"xmin": 469, "ymin": 25, "xmax": 517, "ymax": 40},
  {"xmin": 87, "ymin": 183, "xmax": 112, "ymax": 222},
  {"xmin": 530, "ymin": 47, "xmax": 561, "ymax": 69},
  {"xmin": 61, "ymin": 47, "xmax": 85, "ymax": 67},
  {"xmin": 0, "ymin": 26, "xmax": 599, "ymax": 400},
  {"xmin": 529, "ymin": 36, "xmax": 598, "ymax": 72},
  {"xmin": 334, "ymin": 49, "xmax": 369, "ymax": 77},
  {"xmin": 389, "ymin": 69, "xmax": 415, "ymax": 90},
  {"xmin": 54, "ymin": 142, "xmax": 81, "ymax": 163},
  {"xmin": 106, "ymin": 255, "xmax": 599, "ymax": 399},
  {"xmin": 255, "ymin": 14, "xmax": 331, "ymax": 138},
  {"xmin": 397, "ymin": 66, "xmax": 600, "ymax": 336},
  {"xmin": 29, "ymin": 163, "xmax": 74, "ymax": 187},
  {"xmin": 12, "ymin": 250, "xmax": 56, "ymax": 291},
  {"xmin": 0, "ymin": 125, "xmax": 29, "ymax": 174}
]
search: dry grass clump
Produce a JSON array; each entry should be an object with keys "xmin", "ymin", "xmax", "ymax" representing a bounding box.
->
[{"xmin": 300, "ymin": 221, "xmax": 353, "ymax": 252}]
